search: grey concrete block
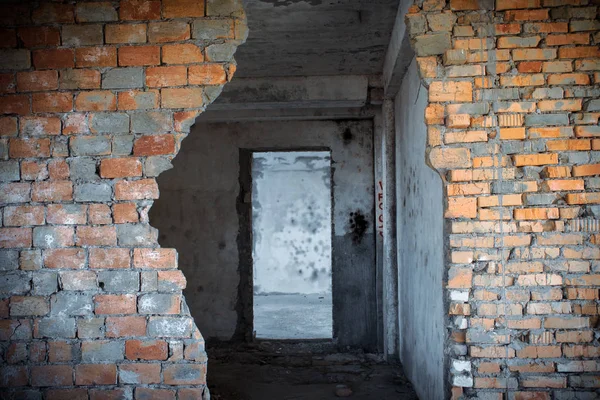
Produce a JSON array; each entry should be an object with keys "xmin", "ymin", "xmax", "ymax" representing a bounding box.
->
[
  {"xmin": 89, "ymin": 113, "xmax": 129, "ymax": 134},
  {"xmin": 82, "ymin": 340, "xmax": 124, "ymax": 362},
  {"xmin": 588, "ymin": 178, "xmax": 600, "ymax": 189},
  {"xmin": 0, "ymin": 272, "xmax": 30, "ymax": 295},
  {"xmin": 531, "ymin": 87, "xmax": 563, "ymax": 99},
  {"xmin": 492, "ymin": 181, "xmax": 537, "ymax": 194},
  {"xmin": 77, "ymin": 317, "xmax": 105, "ymax": 339},
  {"xmin": 36, "ymin": 317, "xmax": 77, "ymax": 338},
  {"xmin": 0, "ymin": 140, "xmax": 8, "ymax": 159},
  {"xmin": 116, "ymin": 224, "xmax": 158, "ymax": 246},
  {"xmin": 0, "ymin": 161, "xmax": 20, "ymax": 182},
  {"xmin": 59, "ymin": 271, "xmax": 98, "ymax": 291},
  {"xmin": 412, "ymin": 33, "xmax": 452, "ymax": 56},
  {"xmin": 70, "ymin": 136, "xmax": 111, "ymax": 156},
  {"xmin": 141, "ymin": 271, "xmax": 158, "ymax": 292},
  {"xmin": 148, "ymin": 317, "xmax": 192, "ymax": 337},
  {"xmin": 98, "ymin": 271, "xmax": 139, "ymax": 292},
  {"xmin": 525, "ymin": 193, "xmax": 560, "ymax": 206},
  {"xmin": 62, "ymin": 24, "xmax": 104, "ymax": 46},
  {"xmin": 19, "ymin": 250, "xmax": 41, "ymax": 271},
  {"xmin": 138, "ymin": 293, "xmax": 178, "ymax": 314},
  {"xmin": 102, "ymin": 68, "xmax": 143, "ymax": 89},
  {"xmin": 113, "ymin": 135, "xmax": 134, "ymax": 156},
  {"xmin": 50, "ymin": 293, "xmax": 93, "ymax": 316},
  {"xmin": 203, "ymin": 85, "xmax": 224, "ymax": 105},
  {"xmin": 145, "ymin": 157, "xmax": 173, "ymax": 177},
  {"xmin": 449, "ymin": 102, "xmax": 489, "ymax": 115},
  {"xmin": 476, "ymin": 88, "xmax": 519, "ymax": 101},
  {"xmin": 69, "ymin": 157, "xmax": 99, "ymax": 182},
  {"xmin": 590, "ymin": 151, "xmax": 600, "ymax": 163},
  {"xmin": 563, "ymin": 152, "xmax": 590, "ymax": 164},
  {"xmin": 76, "ymin": 3, "xmax": 118, "ymax": 22},
  {"xmin": 0, "ymin": 49, "xmax": 31, "ymax": 70},
  {"xmin": 52, "ymin": 137, "xmax": 69, "ymax": 157},
  {"xmin": 205, "ymin": 43, "xmax": 238, "ymax": 62},
  {"xmin": 525, "ymin": 113, "xmax": 569, "ymax": 126},
  {"xmin": 406, "ymin": 14, "xmax": 427, "ymax": 35},
  {"xmin": 501, "ymin": 142, "xmax": 524, "ymax": 155},
  {"xmin": 521, "ymin": 167, "xmax": 541, "ymax": 180},
  {"xmin": 207, "ymin": 0, "xmax": 245, "ymax": 17},
  {"xmin": 33, "ymin": 227, "xmax": 72, "ymax": 249},
  {"xmin": 0, "ymin": 250, "xmax": 19, "ymax": 271},
  {"xmin": 32, "ymin": 272, "xmax": 58, "ymax": 295},
  {"xmin": 131, "ymin": 112, "xmax": 173, "ymax": 134},
  {"xmin": 74, "ymin": 182, "xmax": 112, "ymax": 202},
  {"xmin": 192, "ymin": 19, "xmax": 233, "ymax": 40}
]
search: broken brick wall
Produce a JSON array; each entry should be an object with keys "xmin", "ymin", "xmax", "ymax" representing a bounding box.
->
[
  {"xmin": 0, "ymin": 1, "xmax": 246, "ymax": 398},
  {"xmin": 406, "ymin": 0, "xmax": 600, "ymax": 397}
]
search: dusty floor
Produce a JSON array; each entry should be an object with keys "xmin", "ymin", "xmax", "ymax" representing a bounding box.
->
[
  {"xmin": 207, "ymin": 341, "xmax": 419, "ymax": 400},
  {"xmin": 254, "ymin": 293, "xmax": 333, "ymax": 339}
]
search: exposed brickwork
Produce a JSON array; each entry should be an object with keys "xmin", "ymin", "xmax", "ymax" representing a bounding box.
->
[
  {"xmin": 408, "ymin": 0, "xmax": 600, "ymax": 397},
  {"xmin": 0, "ymin": 0, "xmax": 247, "ymax": 398}
]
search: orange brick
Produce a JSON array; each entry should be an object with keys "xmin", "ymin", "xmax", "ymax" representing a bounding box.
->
[
  {"xmin": 528, "ymin": 127, "xmax": 573, "ymax": 138},
  {"xmin": 119, "ymin": 0, "xmax": 160, "ymax": 21},
  {"xmin": 448, "ymin": 183, "xmax": 489, "ymax": 196},
  {"xmin": 547, "ymin": 33, "xmax": 590, "ymax": 46},
  {"xmin": 118, "ymin": 46, "xmax": 160, "ymax": 66},
  {"xmin": 16, "ymin": 71, "xmax": 58, "ymax": 92},
  {"xmin": 517, "ymin": 61, "xmax": 542, "ymax": 73},
  {"xmin": 546, "ymin": 139, "xmax": 590, "ymax": 151},
  {"xmin": 162, "ymin": 43, "xmax": 204, "ymax": 64},
  {"xmin": 425, "ymin": 104, "xmax": 445, "ymax": 125},
  {"xmin": 148, "ymin": 21, "xmax": 190, "ymax": 43},
  {"xmin": 446, "ymin": 197, "xmax": 477, "ymax": 219},
  {"xmin": 542, "ymin": 61, "xmax": 573, "ymax": 73},
  {"xmin": 189, "ymin": 64, "xmax": 227, "ymax": 85},
  {"xmin": 575, "ymin": 126, "xmax": 600, "ymax": 137},
  {"xmin": 559, "ymin": 46, "xmax": 600, "ymax": 59},
  {"xmin": 500, "ymin": 74, "xmax": 545, "ymax": 86},
  {"xmin": 118, "ymin": 90, "xmax": 159, "ymax": 110},
  {"xmin": 513, "ymin": 153, "xmax": 558, "ymax": 166},
  {"xmin": 445, "ymin": 131, "xmax": 488, "ymax": 144},
  {"xmin": 566, "ymin": 193, "xmax": 600, "ymax": 205},
  {"xmin": 145, "ymin": 66, "xmax": 187, "ymax": 88},
  {"xmin": 547, "ymin": 73, "xmax": 590, "ymax": 85},
  {"xmin": 514, "ymin": 208, "xmax": 559, "ymax": 220},
  {"xmin": 495, "ymin": 23, "xmax": 521, "ymax": 35},
  {"xmin": 113, "ymin": 203, "xmax": 139, "ymax": 224},
  {"xmin": 429, "ymin": 81, "xmax": 472, "ymax": 102},
  {"xmin": 512, "ymin": 49, "xmax": 556, "ymax": 61},
  {"xmin": 500, "ymin": 127, "xmax": 526, "ymax": 140},
  {"xmin": 543, "ymin": 179, "xmax": 585, "ymax": 192},
  {"xmin": 161, "ymin": 88, "xmax": 204, "ymax": 109},
  {"xmin": 517, "ymin": 345, "xmax": 561, "ymax": 358},
  {"xmin": 75, "ymin": 47, "xmax": 117, "ymax": 68},
  {"xmin": 105, "ymin": 24, "xmax": 147, "ymax": 44},
  {"xmin": 525, "ymin": 22, "xmax": 568, "ymax": 33},
  {"xmin": 572, "ymin": 164, "xmax": 600, "ymax": 177},
  {"xmin": 94, "ymin": 294, "xmax": 136, "ymax": 315},
  {"xmin": 504, "ymin": 9, "xmax": 549, "ymax": 21},
  {"xmin": 32, "ymin": 92, "xmax": 72, "ymax": 113},
  {"xmin": 163, "ymin": 0, "xmax": 205, "ymax": 18},
  {"xmin": 100, "ymin": 158, "xmax": 143, "ymax": 178},
  {"xmin": 538, "ymin": 99, "xmax": 582, "ymax": 112}
]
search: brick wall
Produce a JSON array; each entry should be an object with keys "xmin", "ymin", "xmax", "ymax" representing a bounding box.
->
[
  {"xmin": 407, "ymin": 0, "xmax": 600, "ymax": 397},
  {"xmin": 0, "ymin": 1, "xmax": 246, "ymax": 398}
]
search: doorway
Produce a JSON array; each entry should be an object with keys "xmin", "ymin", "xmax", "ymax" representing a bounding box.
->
[{"xmin": 251, "ymin": 151, "xmax": 333, "ymax": 339}]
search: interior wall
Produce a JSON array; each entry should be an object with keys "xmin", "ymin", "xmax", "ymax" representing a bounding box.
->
[
  {"xmin": 395, "ymin": 59, "xmax": 445, "ymax": 400},
  {"xmin": 152, "ymin": 119, "xmax": 378, "ymax": 349}
]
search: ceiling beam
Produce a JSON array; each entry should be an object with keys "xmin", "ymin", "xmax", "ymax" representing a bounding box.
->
[{"xmin": 382, "ymin": 0, "xmax": 415, "ymax": 99}]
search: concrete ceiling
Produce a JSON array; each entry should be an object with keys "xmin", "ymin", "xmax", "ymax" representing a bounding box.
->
[{"xmin": 235, "ymin": 0, "xmax": 400, "ymax": 78}]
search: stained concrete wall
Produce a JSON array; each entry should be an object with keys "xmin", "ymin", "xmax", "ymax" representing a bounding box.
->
[
  {"xmin": 395, "ymin": 59, "xmax": 445, "ymax": 400},
  {"xmin": 151, "ymin": 120, "xmax": 377, "ymax": 348},
  {"xmin": 252, "ymin": 152, "xmax": 332, "ymax": 295}
]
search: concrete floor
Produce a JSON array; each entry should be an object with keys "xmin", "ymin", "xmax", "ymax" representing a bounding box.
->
[
  {"xmin": 207, "ymin": 342, "xmax": 419, "ymax": 400},
  {"xmin": 254, "ymin": 294, "xmax": 333, "ymax": 340}
]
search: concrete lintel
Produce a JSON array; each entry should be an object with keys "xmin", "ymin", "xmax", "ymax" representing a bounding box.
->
[
  {"xmin": 198, "ymin": 106, "xmax": 377, "ymax": 123},
  {"xmin": 210, "ymin": 75, "xmax": 369, "ymax": 110},
  {"xmin": 382, "ymin": 0, "xmax": 415, "ymax": 99}
]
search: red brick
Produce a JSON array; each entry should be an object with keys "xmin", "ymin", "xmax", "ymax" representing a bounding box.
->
[
  {"xmin": 106, "ymin": 316, "xmax": 146, "ymax": 337},
  {"xmin": 18, "ymin": 27, "xmax": 61, "ymax": 48},
  {"xmin": 133, "ymin": 248, "xmax": 177, "ymax": 269},
  {"xmin": 77, "ymin": 226, "xmax": 117, "ymax": 247},
  {"xmin": 162, "ymin": 44, "xmax": 204, "ymax": 64},
  {"xmin": 60, "ymin": 69, "xmax": 101, "ymax": 90},
  {"xmin": 0, "ymin": 116, "xmax": 17, "ymax": 136},
  {"xmin": 504, "ymin": 9, "xmax": 549, "ymax": 21},
  {"xmin": 0, "ymin": 74, "xmax": 15, "ymax": 94},
  {"xmin": 517, "ymin": 61, "xmax": 542, "ymax": 73},
  {"xmin": 32, "ymin": 92, "xmax": 72, "ymax": 113},
  {"xmin": 133, "ymin": 135, "xmax": 176, "ymax": 156},
  {"xmin": 0, "ymin": 29, "xmax": 16, "ymax": 48},
  {"xmin": 89, "ymin": 248, "xmax": 131, "ymax": 269},
  {"xmin": 32, "ymin": 3, "xmax": 74, "ymax": 24},
  {"xmin": 125, "ymin": 339, "xmax": 168, "ymax": 360},
  {"xmin": 31, "ymin": 365, "xmax": 73, "ymax": 387},
  {"xmin": 189, "ymin": 64, "xmax": 227, "ymax": 85},
  {"xmin": 32, "ymin": 181, "xmax": 73, "ymax": 202},
  {"xmin": 9, "ymin": 138, "xmax": 51, "ymax": 158},
  {"xmin": 16, "ymin": 71, "xmax": 58, "ymax": 92},
  {"xmin": 75, "ymin": 364, "xmax": 117, "ymax": 385},
  {"xmin": 105, "ymin": 24, "xmax": 147, "ymax": 44},
  {"xmin": 76, "ymin": 47, "xmax": 117, "ymax": 68},
  {"xmin": 89, "ymin": 389, "xmax": 131, "ymax": 400},
  {"xmin": 88, "ymin": 204, "xmax": 112, "ymax": 225},
  {"xmin": 32, "ymin": 49, "xmax": 75, "ymax": 69},
  {"xmin": 113, "ymin": 203, "xmax": 139, "ymax": 223},
  {"xmin": 163, "ymin": 0, "xmax": 205, "ymax": 18},
  {"xmin": 20, "ymin": 161, "xmax": 47, "ymax": 181},
  {"xmin": 119, "ymin": 0, "xmax": 161, "ymax": 20},
  {"xmin": 0, "ymin": 95, "xmax": 30, "ymax": 115},
  {"xmin": 45, "ymin": 389, "xmax": 88, "ymax": 400},
  {"xmin": 0, "ymin": 227, "xmax": 32, "ymax": 248},
  {"xmin": 157, "ymin": 270, "xmax": 187, "ymax": 291},
  {"xmin": 119, "ymin": 363, "xmax": 161, "ymax": 384},
  {"xmin": 100, "ymin": 158, "xmax": 143, "ymax": 178},
  {"xmin": 3, "ymin": 206, "xmax": 45, "ymax": 226},
  {"xmin": 63, "ymin": 114, "xmax": 89, "ymax": 135},
  {"xmin": 118, "ymin": 90, "xmax": 159, "ymax": 110},
  {"xmin": 48, "ymin": 341, "xmax": 74, "ymax": 362},
  {"xmin": 115, "ymin": 179, "xmax": 159, "ymax": 200},
  {"xmin": 43, "ymin": 248, "xmax": 86, "ymax": 269},
  {"xmin": 75, "ymin": 91, "xmax": 116, "ymax": 111},
  {"xmin": 94, "ymin": 294, "xmax": 137, "ymax": 315},
  {"xmin": 161, "ymin": 87, "xmax": 204, "ymax": 108},
  {"xmin": 559, "ymin": 46, "xmax": 600, "ymax": 59},
  {"xmin": 47, "ymin": 204, "xmax": 86, "ymax": 225},
  {"xmin": 48, "ymin": 159, "xmax": 70, "ymax": 180},
  {"xmin": 118, "ymin": 46, "xmax": 161, "ymax": 66},
  {"xmin": 146, "ymin": 66, "xmax": 187, "ymax": 87},
  {"xmin": 134, "ymin": 388, "xmax": 175, "ymax": 400}
]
